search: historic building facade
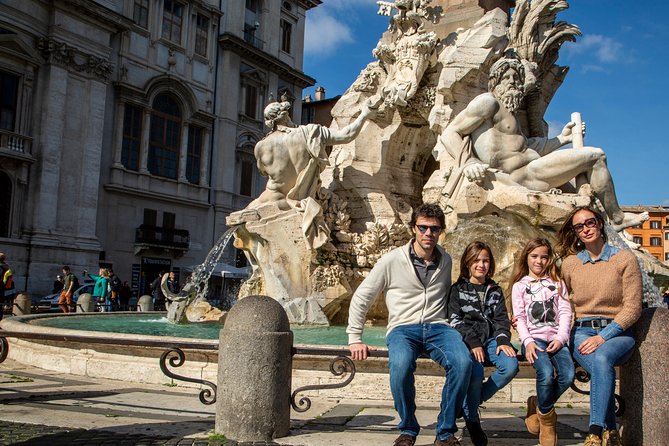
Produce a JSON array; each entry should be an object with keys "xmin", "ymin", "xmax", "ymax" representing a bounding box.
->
[
  {"xmin": 0, "ymin": 0, "xmax": 318, "ymax": 297},
  {"xmin": 621, "ymin": 205, "xmax": 669, "ymax": 265}
]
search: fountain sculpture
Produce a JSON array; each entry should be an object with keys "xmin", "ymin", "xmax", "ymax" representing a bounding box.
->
[{"xmin": 171, "ymin": 0, "xmax": 663, "ymax": 325}]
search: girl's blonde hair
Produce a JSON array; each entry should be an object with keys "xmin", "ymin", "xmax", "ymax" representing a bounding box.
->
[
  {"xmin": 511, "ymin": 238, "xmax": 560, "ymax": 284},
  {"xmin": 459, "ymin": 241, "xmax": 495, "ymax": 281},
  {"xmin": 100, "ymin": 268, "xmax": 110, "ymax": 278}
]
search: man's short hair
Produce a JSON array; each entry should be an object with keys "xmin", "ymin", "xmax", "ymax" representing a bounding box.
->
[
  {"xmin": 263, "ymin": 101, "xmax": 292, "ymax": 129},
  {"xmin": 62, "ymin": 266, "xmax": 71, "ymax": 272},
  {"xmin": 0, "ymin": 253, "xmax": 5, "ymax": 262},
  {"xmin": 488, "ymin": 56, "xmax": 525, "ymax": 91},
  {"xmin": 409, "ymin": 203, "xmax": 446, "ymax": 230}
]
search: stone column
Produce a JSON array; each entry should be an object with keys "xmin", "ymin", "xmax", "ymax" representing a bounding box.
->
[
  {"xmin": 199, "ymin": 129, "xmax": 210, "ymax": 187},
  {"xmin": 620, "ymin": 307, "xmax": 669, "ymax": 445},
  {"xmin": 216, "ymin": 295, "xmax": 293, "ymax": 442},
  {"xmin": 139, "ymin": 109, "xmax": 151, "ymax": 174},
  {"xmin": 178, "ymin": 122, "xmax": 189, "ymax": 182},
  {"xmin": 112, "ymin": 100, "xmax": 125, "ymax": 168}
]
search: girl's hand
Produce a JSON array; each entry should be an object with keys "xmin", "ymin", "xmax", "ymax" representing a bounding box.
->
[
  {"xmin": 578, "ymin": 335, "xmax": 605, "ymax": 355},
  {"xmin": 510, "ymin": 315, "xmax": 518, "ymax": 330},
  {"xmin": 471, "ymin": 346, "xmax": 485, "ymax": 363},
  {"xmin": 546, "ymin": 339, "xmax": 564, "ymax": 353},
  {"xmin": 497, "ymin": 344, "xmax": 516, "ymax": 357},
  {"xmin": 525, "ymin": 341, "xmax": 543, "ymax": 365}
]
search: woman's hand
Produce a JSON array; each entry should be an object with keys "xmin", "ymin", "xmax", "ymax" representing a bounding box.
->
[
  {"xmin": 546, "ymin": 339, "xmax": 564, "ymax": 353},
  {"xmin": 497, "ymin": 344, "xmax": 516, "ymax": 357},
  {"xmin": 525, "ymin": 341, "xmax": 543, "ymax": 365},
  {"xmin": 578, "ymin": 335, "xmax": 605, "ymax": 355},
  {"xmin": 471, "ymin": 346, "xmax": 485, "ymax": 363}
]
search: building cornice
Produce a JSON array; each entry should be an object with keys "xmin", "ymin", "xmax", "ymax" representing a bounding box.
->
[
  {"xmin": 218, "ymin": 32, "xmax": 316, "ymax": 88},
  {"xmin": 37, "ymin": 37, "xmax": 113, "ymax": 81},
  {"xmin": 53, "ymin": 0, "xmax": 133, "ymax": 32},
  {"xmin": 297, "ymin": 0, "xmax": 322, "ymax": 10}
]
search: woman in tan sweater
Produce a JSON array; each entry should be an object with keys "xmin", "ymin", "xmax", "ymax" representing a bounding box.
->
[{"xmin": 557, "ymin": 206, "xmax": 642, "ymax": 446}]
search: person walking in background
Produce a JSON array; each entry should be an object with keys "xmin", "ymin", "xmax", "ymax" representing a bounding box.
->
[
  {"xmin": 108, "ymin": 269, "xmax": 122, "ymax": 310},
  {"xmin": 59, "ymin": 266, "xmax": 78, "ymax": 313},
  {"xmin": 52, "ymin": 275, "xmax": 64, "ymax": 294},
  {"xmin": 511, "ymin": 238, "xmax": 574, "ymax": 446},
  {"xmin": 166, "ymin": 271, "xmax": 179, "ymax": 294},
  {"xmin": 150, "ymin": 271, "xmax": 166, "ymax": 311},
  {"xmin": 447, "ymin": 241, "xmax": 518, "ymax": 446},
  {"xmin": 0, "ymin": 252, "xmax": 14, "ymax": 321},
  {"xmin": 119, "ymin": 281, "xmax": 132, "ymax": 311},
  {"xmin": 347, "ymin": 204, "xmax": 472, "ymax": 446},
  {"xmin": 558, "ymin": 206, "xmax": 642, "ymax": 446},
  {"xmin": 85, "ymin": 268, "xmax": 112, "ymax": 312}
]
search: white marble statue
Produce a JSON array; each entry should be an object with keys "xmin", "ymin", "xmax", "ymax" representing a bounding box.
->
[{"xmin": 439, "ymin": 55, "xmax": 648, "ymax": 231}]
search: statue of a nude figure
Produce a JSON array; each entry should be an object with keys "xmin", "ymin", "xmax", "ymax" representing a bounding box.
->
[{"xmin": 440, "ymin": 56, "xmax": 648, "ymax": 231}]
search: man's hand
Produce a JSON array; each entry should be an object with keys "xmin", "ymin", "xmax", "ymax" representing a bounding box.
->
[
  {"xmin": 577, "ymin": 335, "xmax": 605, "ymax": 355},
  {"xmin": 471, "ymin": 346, "xmax": 485, "ymax": 363},
  {"xmin": 524, "ymin": 341, "xmax": 543, "ymax": 365},
  {"xmin": 349, "ymin": 342, "xmax": 375, "ymax": 361},
  {"xmin": 546, "ymin": 339, "xmax": 564, "ymax": 353},
  {"xmin": 462, "ymin": 162, "xmax": 489, "ymax": 184},
  {"xmin": 497, "ymin": 344, "xmax": 516, "ymax": 358}
]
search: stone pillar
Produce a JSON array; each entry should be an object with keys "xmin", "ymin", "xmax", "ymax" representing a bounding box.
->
[
  {"xmin": 139, "ymin": 109, "xmax": 151, "ymax": 174},
  {"xmin": 621, "ymin": 307, "xmax": 669, "ymax": 445},
  {"xmin": 12, "ymin": 293, "xmax": 31, "ymax": 316},
  {"xmin": 216, "ymin": 295, "xmax": 293, "ymax": 442},
  {"xmin": 177, "ymin": 122, "xmax": 189, "ymax": 182},
  {"xmin": 112, "ymin": 100, "xmax": 125, "ymax": 168},
  {"xmin": 76, "ymin": 293, "xmax": 95, "ymax": 312},
  {"xmin": 137, "ymin": 295, "xmax": 154, "ymax": 312},
  {"xmin": 199, "ymin": 129, "xmax": 210, "ymax": 187}
]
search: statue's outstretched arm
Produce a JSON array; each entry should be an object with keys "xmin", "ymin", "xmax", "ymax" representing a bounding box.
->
[{"xmin": 326, "ymin": 96, "xmax": 382, "ymax": 144}]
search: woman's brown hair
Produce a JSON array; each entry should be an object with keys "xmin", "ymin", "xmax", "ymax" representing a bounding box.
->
[
  {"xmin": 556, "ymin": 205, "xmax": 607, "ymax": 259},
  {"xmin": 511, "ymin": 238, "xmax": 560, "ymax": 284},
  {"xmin": 459, "ymin": 241, "xmax": 495, "ymax": 281}
]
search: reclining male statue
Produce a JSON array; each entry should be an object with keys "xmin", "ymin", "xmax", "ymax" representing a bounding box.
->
[{"xmin": 439, "ymin": 55, "xmax": 648, "ymax": 231}]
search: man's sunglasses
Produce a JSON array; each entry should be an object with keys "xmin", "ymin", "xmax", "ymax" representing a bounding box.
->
[
  {"xmin": 573, "ymin": 217, "xmax": 598, "ymax": 233},
  {"xmin": 416, "ymin": 225, "xmax": 442, "ymax": 234}
]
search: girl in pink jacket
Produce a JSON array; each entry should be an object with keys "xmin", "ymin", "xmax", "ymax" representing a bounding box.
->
[{"xmin": 511, "ymin": 238, "xmax": 574, "ymax": 446}]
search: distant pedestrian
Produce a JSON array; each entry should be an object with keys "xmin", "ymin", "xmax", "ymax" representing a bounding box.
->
[
  {"xmin": 662, "ymin": 288, "xmax": 669, "ymax": 309},
  {"xmin": 167, "ymin": 271, "xmax": 179, "ymax": 294},
  {"xmin": 0, "ymin": 252, "xmax": 14, "ymax": 321},
  {"xmin": 59, "ymin": 266, "xmax": 78, "ymax": 313},
  {"xmin": 150, "ymin": 271, "xmax": 166, "ymax": 311},
  {"xmin": 119, "ymin": 281, "xmax": 132, "ymax": 311},
  {"xmin": 85, "ymin": 268, "xmax": 111, "ymax": 312},
  {"xmin": 52, "ymin": 275, "xmax": 64, "ymax": 294},
  {"xmin": 108, "ymin": 269, "xmax": 122, "ymax": 310}
]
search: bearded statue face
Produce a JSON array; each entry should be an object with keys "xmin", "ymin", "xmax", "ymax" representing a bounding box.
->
[{"xmin": 492, "ymin": 67, "xmax": 524, "ymax": 114}]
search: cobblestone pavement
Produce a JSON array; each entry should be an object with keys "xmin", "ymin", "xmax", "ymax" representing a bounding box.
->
[{"xmin": 1, "ymin": 359, "xmax": 591, "ymax": 446}]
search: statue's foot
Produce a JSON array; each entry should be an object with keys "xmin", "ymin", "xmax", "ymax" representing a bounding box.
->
[
  {"xmin": 612, "ymin": 211, "xmax": 650, "ymax": 232},
  {"xmin": 577, "ymin": 183, "xmax": 593, "ymax": 197}
]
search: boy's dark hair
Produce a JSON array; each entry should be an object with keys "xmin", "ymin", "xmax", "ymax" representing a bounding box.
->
[
  {"xmin": 409, "ymin": 203, "xmax": 445, "ymax": 230},
  {"xmin": 62, "ymin": 266, "xmax": 71, "ymax": 272},
  {"xmin": 459, "ymin": 241, "xmax": 496, "ymax": 280}
]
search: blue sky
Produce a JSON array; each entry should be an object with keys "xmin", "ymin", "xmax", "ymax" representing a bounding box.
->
[{"xmin": 303, "ymin": 0, "xmax": 669, "ymax": 207}]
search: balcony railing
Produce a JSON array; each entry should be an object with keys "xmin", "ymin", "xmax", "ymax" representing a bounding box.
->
[
  {"xmin": 0, "ymin": 130, "xmax": 32, "ymax": 154},
  {"xmin": 135, "ymin": 225, "xmax": 190, "ymax": 250},
  {"xmin": 243, "ymin": 30, "xmax": 264, "ymax": 50}
]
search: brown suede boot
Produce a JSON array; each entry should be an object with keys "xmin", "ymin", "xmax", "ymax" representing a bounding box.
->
[
  {"xmin": 537, "ymin": 408, "xmax": 558, "ymax": 446},
  {"xmin": 525, "ymin": 395, "xmax": 540, "ymax": 435}
]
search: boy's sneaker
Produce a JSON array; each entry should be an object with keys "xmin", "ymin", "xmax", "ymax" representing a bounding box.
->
[
  {"xmin": 393, "ymin": 434, "xmax": 416, "ymax": 446},
  {"xmin": 465, "ymin": 420, "xmax": 488, "ymax": 446},
  {"xmin": 434, "ymin": 436, "xmax": 461, "ymax": 446}
]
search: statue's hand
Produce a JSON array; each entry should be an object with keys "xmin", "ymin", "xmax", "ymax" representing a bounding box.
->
[
  {"xmin": 463, "ymin": 162, "xmax": 489, "ymax": 184},
  {"xmin": 561, "ymin": 121, "xmax": 586, "ymax": 142},
  {"xmin": 362, "ymin": 95, "xmax": 383, "ymax": 120}
]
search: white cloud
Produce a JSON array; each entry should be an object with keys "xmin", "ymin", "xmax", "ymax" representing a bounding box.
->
[
  {"xmin": 547, "ymin": 120, "xmax": 563, "ymax": 139},
  {"xmin": 304, "ymin": 8, "xmax": 355, "ymax": 57},
  {"xmin": 565, "ymin": 34, "xmax": 623, "ymax": 63}
]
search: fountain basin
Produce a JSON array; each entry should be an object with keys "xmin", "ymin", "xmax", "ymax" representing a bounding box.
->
[{"xmin": 0, "ymin": 313, "xmax": 591, "ymax": 405}]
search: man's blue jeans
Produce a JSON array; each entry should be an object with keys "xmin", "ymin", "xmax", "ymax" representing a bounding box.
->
[
  {"xmin": 571, "ymin": 326, "xmax": 635, "ymax": 429},
  {"xmin": 522, "ymin": 339, "xmax": 575, "ymax": 413},
  {"xmin": 387, "ymin": 323, "xmax": 472, "ymax": 440},
  {"xmin": 463, "ymin": 338, "xmax": 519, "ymax": 421}
]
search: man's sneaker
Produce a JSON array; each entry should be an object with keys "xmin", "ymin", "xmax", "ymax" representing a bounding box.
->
[
  {"xmin": 393, "ymin": 434, "xmax": 416, "ymax": 446},
  {"xmin": 465, "ymin": 420, "xmax": 488, "ymax": 446},
  {"xmin": 584, "ymin": 433, "xmax": 603, "ymax": 446},
  {"xmin": 434, "ymin": 436, "xmax": 461, "ymax": 446},
  {"xmin": 602, "ymin": 429, "xmax": 622, "ymax": 446}
]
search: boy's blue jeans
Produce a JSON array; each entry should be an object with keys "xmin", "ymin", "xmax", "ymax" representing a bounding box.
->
[
  {"xmin": 463, "ymin": 338, "xmax": 519, "ymax": 421},
  {"xmin": 386, "ymin": 323, "xmax": 472, "ymax": 441}
]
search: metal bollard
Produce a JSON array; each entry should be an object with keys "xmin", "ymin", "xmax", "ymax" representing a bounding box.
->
[
  {"xmin": 621, "ymin": 307, "xmax": 669, "ymax": 445},
  {"xmin": 216, "ymin": 295, "xmax": 292, "ymax": 442}
]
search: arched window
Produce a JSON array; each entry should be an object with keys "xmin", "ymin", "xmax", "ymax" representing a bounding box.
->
[
  {"xmin": 148, "ymin": 93, "xmax": 181, "ymax": 179},
  {"xmin": 0, "ymin": 171, "xmax": 11, "ymax": 237}
]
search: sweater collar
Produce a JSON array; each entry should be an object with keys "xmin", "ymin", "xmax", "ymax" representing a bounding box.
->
[{"xmin": 576, "ymin": 243, "xmax": 619, "ymax": 264}]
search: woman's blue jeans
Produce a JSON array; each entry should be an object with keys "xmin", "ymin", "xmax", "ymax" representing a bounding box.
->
[
  {"xmin": 571, "ymin": 326, "xmax": 635, "ymax": 429},
  {"xmin": 463, "ymin": 338, "xmax": 519, "ymax": 421},
  {"xmin": 387, "ymin": 323, "xmax": 472, "ymax": 440},
  {"xmin": 522, "ymin": 339, "xmax": 575, "ymax": 413}
]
